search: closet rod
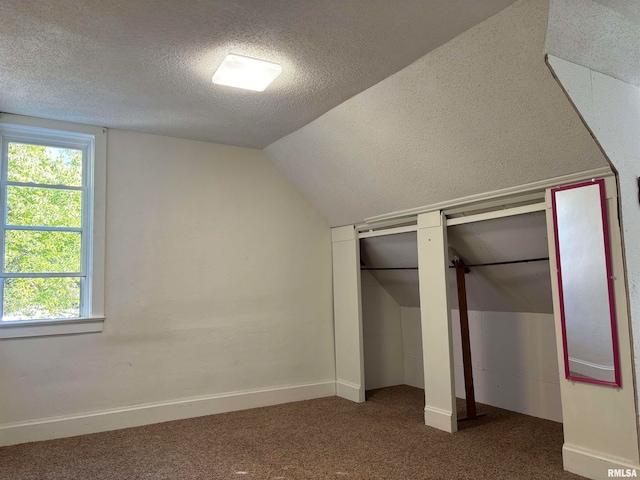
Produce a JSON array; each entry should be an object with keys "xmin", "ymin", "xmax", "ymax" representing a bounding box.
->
[
  {"xmin": 361, "ymin": 267, "xmax": 419, "ymax": 270},
  {"xmin": 360, "ymin": 257, "xmax": 549, "ymax": 270},
  {"xmin": 460, "ymin": 257, "xmax": 549, "ymax": 268}
]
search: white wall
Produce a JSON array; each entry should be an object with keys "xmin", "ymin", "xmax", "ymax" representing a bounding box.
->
[
  {"xmin": 0, "ymin": 129, "xmax": 336, "ymax": 444},
  {"xmin": 361, "ymin": 271, "xmax": 404, "ymax": 390},
  {"xmin": 548, "ymin": 54, "xmax": 640, "ymax": 420},
  {"xmin": 400, "ymin": 306, "xmax": 562, "ymax": 422},
  {"xmin": 401, "ymin": 307, "xmax": 424, "ymax": 389},
  {"xmin": 451, "ymin": 310, "xmax": 562, "ymax": 422},
  {"xmin": 546, "ymin": 175, "xmax": 640, "ymax": 477}
]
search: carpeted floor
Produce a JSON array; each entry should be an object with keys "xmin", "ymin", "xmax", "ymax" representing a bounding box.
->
[{"xmin": 0, "ymin": 385, "xmax": 584, "ymax": 479}]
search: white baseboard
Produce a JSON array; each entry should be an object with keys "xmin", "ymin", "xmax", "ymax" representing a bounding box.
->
[
  {"xmin": 568, "ymin": 357, "xmax": 616, "ymax": 383},
  {"xmin": 336, "ymin": 380, "xmax": 364, "ymax": 403},
  {"xmin": 0, "ymin": 381, "xmax": 336, "ymax": 447},
  {"xmin": 563, "ymin": 443, "xmax": 640, "ymax": 479},
  {"xmin": 424, "ymin": 405, "xmax": 456, "ymax": 433}
]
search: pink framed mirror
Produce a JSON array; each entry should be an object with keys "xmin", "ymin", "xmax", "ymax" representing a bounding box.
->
[{"xmin": 551, "ymin": 179, "xmax": 621, "ymax": 387}]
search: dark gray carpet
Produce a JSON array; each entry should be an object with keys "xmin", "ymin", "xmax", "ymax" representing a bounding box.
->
[{"xmin": 0, "ymin": 385, "xmax": 584, "ymax": 479}]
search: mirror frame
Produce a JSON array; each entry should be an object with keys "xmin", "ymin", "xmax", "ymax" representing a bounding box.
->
[{"xmin": 551, "ymin": 179, "xmax": 621, "ymax": 387}]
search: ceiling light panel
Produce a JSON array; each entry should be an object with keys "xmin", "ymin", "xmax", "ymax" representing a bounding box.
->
[{"xmin": 212, "ymin": 54, "xmax": 282, "ymax": 92}]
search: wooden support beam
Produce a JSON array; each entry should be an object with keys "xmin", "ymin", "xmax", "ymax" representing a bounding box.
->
[{"xmin": 455, "ymin": 259, "xmax": 478, "ymax": 421}]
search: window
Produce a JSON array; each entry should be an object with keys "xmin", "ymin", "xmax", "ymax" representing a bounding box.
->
[{"xmin": 0, "ymin": 114, "xmax": 105, "ymax": 338}]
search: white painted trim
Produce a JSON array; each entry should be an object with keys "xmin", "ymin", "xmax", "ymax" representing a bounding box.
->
[
  {"xmin": 331, "ymin": 225, "xmax": 357, "ymax": 243},
  {"xmin": 444, "ymin": 191, "xmax": 545, "ymax": 216},
  {"xmin": 418, "ymin": 211, "xmax": 458, "ymax": 434},
  {"xmin": 0, "ymin": 113, "xmax": 107, "ymax": 321},
  {"xmin": 0, "ymin": 317, "xmax": 104, "ymax": 339},
  {"xmin": 446, "ymin": 202, "xmax": 546, "ymax": 226},
  {"xmin": 0, "ymin": 381, "xmax": 336, "ymax": 447},
  {"xmin": 424, "ymin": 405, "xmax": 456, "ymax": 433},
  {"xmin": 358, "ymin": 224, "xmax": 417, "ymax": 239},
  {"xmin": 363, "ymin": 167, "xmax": 613, "ymax": 225},
  {"xmin": 563, "ymin": 444, "xmax": 640, "ymax": 479},
  {"xmin": 355, "ymin": 216, "xmax": 417, "ymax": 232},
  {"xmin": 336, "ymin": 380, "xmax": 363, "ymax": 403}
]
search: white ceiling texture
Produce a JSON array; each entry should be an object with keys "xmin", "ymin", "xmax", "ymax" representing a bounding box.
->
[
  {"xmin": 360, "ymin": 212, "xmax": 553, "ymax": 314},
  {"xmin": 266, "ymin": 0, "xmax": 609, "ymax": 227},
  {"xmin": 546, "ymin": 0, "xmax": 640, "ymax": 87},
  {"xmin": 0, "ymin": 0, "xmax": 518, "ymax": 149}
]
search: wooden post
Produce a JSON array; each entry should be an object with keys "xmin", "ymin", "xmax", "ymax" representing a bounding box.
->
[{"xmin": 455, "ymin": 259, "xmax": 477, "ymax": 420}]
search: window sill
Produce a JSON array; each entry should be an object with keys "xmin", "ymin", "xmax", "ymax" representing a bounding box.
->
[{"xmin": 0, "ymin": 317, "xmax": 105, "ymax": 339}]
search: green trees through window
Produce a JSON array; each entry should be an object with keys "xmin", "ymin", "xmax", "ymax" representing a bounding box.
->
[{"xmin": 3, "ymin": 143, "xmax": 84, "ymax": 320}]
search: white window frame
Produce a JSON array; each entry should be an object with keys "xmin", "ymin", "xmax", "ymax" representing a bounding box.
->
[{"xmin": 0, "ymin": 114, "xmax": 106, "ymax": 339}]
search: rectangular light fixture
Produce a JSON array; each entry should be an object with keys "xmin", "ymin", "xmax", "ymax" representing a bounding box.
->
[{"xmin": 212, "ymin": 53, "xmax": 282, "ymax": 92}]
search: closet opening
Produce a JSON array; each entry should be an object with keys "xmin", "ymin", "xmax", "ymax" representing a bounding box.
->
[
  {"xmin": 446, "ymin": 210, "xmax": 562, "ymax": 426},
  {"xmin": 359, "ymin": 231, "xmax": 422, "ymax": 399}
]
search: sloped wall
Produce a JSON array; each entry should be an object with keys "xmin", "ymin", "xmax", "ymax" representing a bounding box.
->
[
  {"xmin": 544, "ymin": 2, "xmax": 640, "ymax": 476},
  {"xmin": 265, "ymin": 0, "xmax": 607, "ymax": 227},
  {"xmin": 544, "ymin": 57, "xmax": 640, "ymax": 475}
]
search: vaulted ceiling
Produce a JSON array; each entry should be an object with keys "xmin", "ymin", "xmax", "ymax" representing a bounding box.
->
[
  {"xmin": 546, "ymin": 0, "xmax": 640, "ymax": 87},
  {"xmin": 1, "ymin": 0, "xmax": 611, "ymax": 229},
  {"xmin": 265, "ymin": 0, "xmax": 609, "ymax": 227},
  {"xmin": 0, "ymin": 0, "xmax": 518, "ymax": 149}
]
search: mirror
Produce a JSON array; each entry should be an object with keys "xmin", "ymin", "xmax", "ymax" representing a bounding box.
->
[{"xmin": 551, "ymin": 179, "xmax": 620, "ymax": 387}]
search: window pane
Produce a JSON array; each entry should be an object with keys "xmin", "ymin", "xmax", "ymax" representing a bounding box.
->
[
  {"xmin": 7, "ymin": 186, "xmax": 82, "ymax": 228},
  {"xmin": 7, "ymin": 143, "xmax": 82, "ymax": 186},
  {"xmin": 2, "ymin": 277, "xmax": 80, "ymax": 320},
  {"xmin": 5, "ymin": 231, "xmax": 81, "ymax": 273}
]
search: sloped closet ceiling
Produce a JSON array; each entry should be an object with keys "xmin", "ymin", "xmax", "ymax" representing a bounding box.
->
[
  {"xmin": 265, "ymin": 0, "xmax": 608, "ymax": 227},
  {"xmin": 359, "ymin": 212, "xmax": 553, "ymax": 313}
]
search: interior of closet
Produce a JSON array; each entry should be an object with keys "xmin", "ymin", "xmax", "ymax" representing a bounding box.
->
[{"xmin": 359, "ymin": 210, "xmax": 562, "ymax": 423}]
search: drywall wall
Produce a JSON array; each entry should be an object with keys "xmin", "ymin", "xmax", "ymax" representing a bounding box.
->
[
  {"xmin": 361, "ymin": 271, "xmax": 404, "ymax": 390},
  {"xmin": 451, "ymin": 310, "xmax": 562, "ymax": 422},
  {"xmin": 544, "ymin": 3, "xmax": 640, "ymax": 474},
  {"xmin": 547, "ymin": 54, "xmax": 640, "ymax": 424},
  {"xmin": 546, "ymin": 176, "xmax": 640, "ymax": 477},
  {"xmin": 265, "ymin": 0, "xmax": 607, "ymax": 227},
  {"xmin": 0, "ymin": 128, "xmax": 335, "ymax": 443},
  {"xmin": 401, "ymin": 307, "xmax": 424, "ymax": 389},
  {"xmin": 401, "ymin": 306, "xmax": 561, "ymax": 422}
]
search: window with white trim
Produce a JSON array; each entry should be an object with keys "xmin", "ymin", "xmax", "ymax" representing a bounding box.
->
[{"xmin": 0, "ymin": 115, "xmax": 105, "ymax": 337}]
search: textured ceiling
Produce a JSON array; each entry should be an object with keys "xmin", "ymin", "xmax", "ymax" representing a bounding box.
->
[
  {"xmin": 0, "ymin": 0, "xmax": 518, "ymax": 149},
  {"xmin": 359, "ymin": 212, "xmax": 553, "ymax": 313},
  {"xmin": 594, "ymin": 0, "xmax": 640, "ymax": 24},
  {"xmin": 265, "ymin": 0, "xmax": 608, "ymax": 227},
  {"xmin": 545, "ymin": 0, "xmax": 640, "ymax": 87}
]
